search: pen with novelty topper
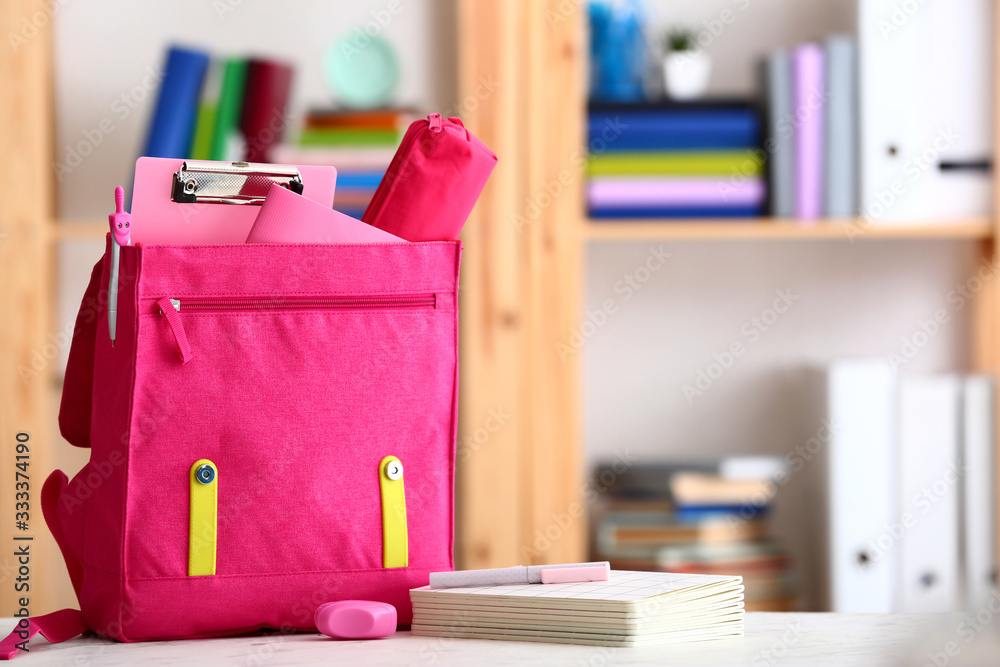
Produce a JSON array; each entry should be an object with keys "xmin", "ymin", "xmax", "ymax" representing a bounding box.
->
[{"xmin": 108, "ymin": 186, "xmax": 130, "ymax": 346}]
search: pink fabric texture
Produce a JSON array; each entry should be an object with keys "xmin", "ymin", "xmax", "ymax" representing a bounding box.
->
[
  {"xmin": 44, "ymin": 236, "xmax": 461, "ymax": 642},
  {"xmin": 0, "ymin": 610, "xmax": 88, "ymax": 659},
  {"xmin": 58, "ymin": 258, "xmax": 104, "ymax": 448},
  {"xmin": 362, "ymin": 114, "xmax": 497, "ymax": 242}
]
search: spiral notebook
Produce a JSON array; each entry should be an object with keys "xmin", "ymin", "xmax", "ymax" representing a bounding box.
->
[{"xmin": 410, "ymin": 570, "xmax": 744, "ymax": 647}]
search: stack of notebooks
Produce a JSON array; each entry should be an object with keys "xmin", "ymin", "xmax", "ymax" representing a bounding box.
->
[
  {"xmin": 764, "ymin": 35, "xmax": 857, "ymax": 219},
  {"xmin": 410, "ymin": 570, "xmax": 744, "ymax": 646},
  {"xmin": 586, "ymin": 101, "xmax": 766, "ymax": 219},
  {"xmin": 274, "ymin": 109, "xmax": 416, "ymax": 219},
  {"xmin": 593, "ymin": 460, "xmax": 798, "ymax": 611}
]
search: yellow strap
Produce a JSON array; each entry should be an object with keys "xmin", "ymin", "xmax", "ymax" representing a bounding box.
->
[
  {"xmin": 189, "ymin": 459, "xmax": 218, "ymax": 576},
  {"xmin": 379, "ymin": 455, "xmax": 408, "ymax": 568}
]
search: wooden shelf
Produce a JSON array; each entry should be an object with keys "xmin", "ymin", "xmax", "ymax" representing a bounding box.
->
[{"xmin": 584, "ymin": 218, "xmax": 995, "ymax": 241}]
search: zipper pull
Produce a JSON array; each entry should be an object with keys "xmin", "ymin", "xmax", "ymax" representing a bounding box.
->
[
  {"xmin": 157, "ymin": 296, "xmax": 192, "ymax": 364},
  {"xmin": 427, "ymin": 113, "xmax": 443, "ymax": 133}
]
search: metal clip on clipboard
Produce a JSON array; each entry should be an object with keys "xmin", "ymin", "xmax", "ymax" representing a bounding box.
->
[
  {"xmin": 130, "ymin": 157, "xmax": 336, "ymax": 244},
  {"xmin": 170, "ymin": 160, "xmax": 304, "ymax": 205}
]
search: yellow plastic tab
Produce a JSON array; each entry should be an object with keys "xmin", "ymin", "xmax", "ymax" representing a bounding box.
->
[
  {"xmin": 188, "ymin": 459, "xmax": 218, "ymax": 576},
  {"xmin": 379, "ymin": 455, "xmax": 408, "ymax": 568}
]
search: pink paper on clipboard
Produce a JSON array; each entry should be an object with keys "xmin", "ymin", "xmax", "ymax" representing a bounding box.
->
[{"xmin": 130, "ymin": 157, "xmax": 337, "ymax": 244}]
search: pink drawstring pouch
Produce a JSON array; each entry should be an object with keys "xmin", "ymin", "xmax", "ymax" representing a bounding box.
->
[
  {"xmin": 10, "ymin": 238, "xmax": 461, "ymax": 655},
  {"xmin": 363, "ymin": 113, "xmax": 497, "ymax": 241}
]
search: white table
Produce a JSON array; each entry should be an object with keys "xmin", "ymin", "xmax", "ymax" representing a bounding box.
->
[{"xmin": 1, "ymin": 613, "xmax": 991, "ymax": 666}]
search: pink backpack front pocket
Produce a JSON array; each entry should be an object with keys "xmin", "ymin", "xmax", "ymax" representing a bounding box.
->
[{"xmin": 48, "ymin": 240, "xmax": 460, "ymax": 640}]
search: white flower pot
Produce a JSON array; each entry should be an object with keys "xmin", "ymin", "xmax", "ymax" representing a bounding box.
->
[{"xmin": 663, "ymin": 51, "xmax": 712, "ymax": 100}]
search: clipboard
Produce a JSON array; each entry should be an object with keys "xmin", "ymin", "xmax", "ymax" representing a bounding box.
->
[{"xmin": 130, "ymin": 157, "xmax": 337, "ymax": 244}]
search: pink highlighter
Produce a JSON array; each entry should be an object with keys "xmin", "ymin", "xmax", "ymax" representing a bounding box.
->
[{"xmin": 315, "ymin": 601, "xmax": 397, "ymax": 640}]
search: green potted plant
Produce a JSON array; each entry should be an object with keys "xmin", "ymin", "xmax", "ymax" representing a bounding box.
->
[{"xmin": 662, "ymin": 28, "xmax": 711, "ymax": 100}]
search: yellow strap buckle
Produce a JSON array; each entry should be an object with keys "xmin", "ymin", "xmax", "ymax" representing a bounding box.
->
[
  {"xmin": 189, "ymin": 459, "xmax": 218, "ymax": 576},
  {"xmin": 379, "ymin": 456, "xmax": 408, "ymax": 568}
]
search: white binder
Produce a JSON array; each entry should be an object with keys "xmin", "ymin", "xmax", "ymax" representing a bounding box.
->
[
  {"xmin": 858, "ymin": 0, "xmax": 994, "ymax": 221},
  {"xmin": 827, "ymin": 359, "xmax": 897, "ymax": 612},
  {"xmin": 897, "ymin": 375, "xmax": 961, "ymax": 613},
  {"xmin": 962, "ymin": 375, "xmax": 996, "ymax": 609}
]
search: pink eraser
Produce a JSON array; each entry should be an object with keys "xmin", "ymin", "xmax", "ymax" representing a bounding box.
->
[
  {"xmin": 314, "ymin": 600, "xmax": 397, "ymax": 640},
  {"xmin": 539, "ymin": 563, "xmax": 611, "ymax": 585}
]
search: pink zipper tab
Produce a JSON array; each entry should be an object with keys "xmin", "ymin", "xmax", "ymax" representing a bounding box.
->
[
  {"xmin": 427, "ymin": 113, "xmax": 443, "ymax": 132},
  {"xmin": 157, "ymin": 297, "xmax": 193, "ymax": 364}
]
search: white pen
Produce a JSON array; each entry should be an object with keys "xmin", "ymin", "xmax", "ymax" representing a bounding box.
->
[
  {"xmin": 429, "ymin": 562, "xmax": 610, "ymax": 589},
  {"xmin": 108, "ymin": 186, "xmax": 131, "ymax": 347}
]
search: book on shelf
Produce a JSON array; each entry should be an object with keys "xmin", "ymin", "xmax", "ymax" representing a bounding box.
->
[
  {"xmin": 823, "ymin": 35, "xmax": 858, "ymax": 218},
  {"xmin": 585, "ymin": 100, "xmax": 766, "ymax": 220},
  {"xmin": 792, "ymin": 43, "xmax": 824, "ymax": 220},
  {"xmin": 762, "ymin": 35, "xmax": 860, "ymax": 221},
  {"xmin": 280, "ymin": 108, "xmax": 413, "ymax": 218},
  {"xmin": 591, "ymin": 459, "xmax": 797, "ymax": 611},
  {"xmin": 669, "ymin": 472, "xmax": 773, "ymax": 510},
  {"xmin": 598, "ymin": 512, "xmax": 769, "ymax": 549}
]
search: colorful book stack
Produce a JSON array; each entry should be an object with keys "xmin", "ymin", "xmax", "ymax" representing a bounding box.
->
[
  {"xmin": 593, "ymin": 459, "xmax": 798, "ymax": 611},
  {"xmin": 765, "ymin": 35, "xmax": 858, "ymax": 220},
  {"xmin": 144, "ymin": 46, "xmax": 293, "ymax": 165},
  {"xmin": 586, "ymin": 101, "xmax": 766, "ymax": 219},
  {"xmin": 273, "ymin": 109, "xmax": 415, "ymax": 219}
]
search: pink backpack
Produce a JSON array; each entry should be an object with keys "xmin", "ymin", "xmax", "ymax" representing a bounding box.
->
[{"xmin": 4, "ymin": 239, "xmax": 460, "ymax": 655}]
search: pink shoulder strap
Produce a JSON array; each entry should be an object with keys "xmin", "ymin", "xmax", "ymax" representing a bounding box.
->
[{"xmin": 0, "ymin": 609, "xmax": 87, "ymax": 659}]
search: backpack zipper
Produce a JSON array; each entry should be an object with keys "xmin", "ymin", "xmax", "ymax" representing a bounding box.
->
[
  {"xmin": 154, "ymin": 293, "xmax": 437, "ymax": 364},
  {"xmin": 163, "ymin": 293, "xmax": 437, "ymax": 313}
]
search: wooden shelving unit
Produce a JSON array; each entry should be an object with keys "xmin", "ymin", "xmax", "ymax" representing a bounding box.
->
[
  {"xmin": 2, "ymin": 0, "xmax": 999, "ymax": 614},
  {"xmin": 585, "ymin": 218, "xmax": 995, "ymax": 241},
  {"xmin": 455, "ymin": 0, "xmax": 1000, "ymax": 582}
]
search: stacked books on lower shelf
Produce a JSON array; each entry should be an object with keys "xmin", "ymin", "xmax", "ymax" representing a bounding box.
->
[
  {"xmin": 586, "ymin": 101, "xmax": 766, "ymax": 219},
  {"xmin": 273, "ymin": 108, "xmax": 416, "ymax": 218},
  {"xmin": 593, "ymin": 459, "xmax": 798, "ymax": 612}
]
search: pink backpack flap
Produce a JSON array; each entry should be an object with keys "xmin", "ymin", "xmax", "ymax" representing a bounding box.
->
[{"xmin": 43, "ymin": 236, "xmax": 461, "ymax": 642}]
